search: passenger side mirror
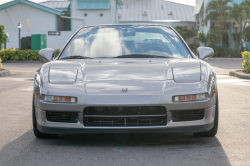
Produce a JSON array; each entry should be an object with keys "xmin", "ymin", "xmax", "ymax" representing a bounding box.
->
[
  {"xmin": 38, "ymin": 48, "xmax": 55, "ymax": 61},
  {"xmin": 197, "ymin": 47, "xmax": 214, "ymax": 60}
]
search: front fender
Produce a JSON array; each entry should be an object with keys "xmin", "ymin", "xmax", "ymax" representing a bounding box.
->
[{"xmin": 200, "ymin": 61, "xmax": 216, "ymax": 87}]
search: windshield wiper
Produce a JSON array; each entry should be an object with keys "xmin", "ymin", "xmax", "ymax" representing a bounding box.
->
[
  {"xmin": 115, "ymin": 54, "xmax": 173, "ymax": 58},
  {"xmin": 61, "ymin": 55, "xmax": 93, "ymax": 59}
]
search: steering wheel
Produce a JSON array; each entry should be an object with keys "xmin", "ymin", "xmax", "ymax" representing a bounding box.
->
[{"xmin": 142, "ymin": 45, "xmax": 172, "ymax": 55}]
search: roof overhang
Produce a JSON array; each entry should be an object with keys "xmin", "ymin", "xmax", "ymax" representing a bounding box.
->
[
  {"xmin": 0, "ymin": 0, "xmax": 62, "ymax": 16},
  {"xmin": 56, "ymin": 8, "xmax": 68, "ymax": 12},
  {"xmin": 77, "ymin": 0, "xmax": 110, "ymax": 9},
  {"xmin": 120, "ymin": 20, "xmax": 196, "ymax": 23},
  {"xmin": 193, "ymin": 0, "xmax": 204, "ymax": 16}
]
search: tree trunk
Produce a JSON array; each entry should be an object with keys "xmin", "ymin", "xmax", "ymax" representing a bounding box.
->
[
  {"xmin": 240, "ymin": 22, "xmax": 247, "ymax": 54},
  {"xmin": 224, "ymin": 22, "xmax": 234, "ymax": 54},
  {"xmin": 235, "ymin": 27, "xmax": 238, "ymax": 56}
]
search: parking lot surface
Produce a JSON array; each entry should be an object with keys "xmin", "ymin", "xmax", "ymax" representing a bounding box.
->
[{"xmin": 0, "ymin": 59, "xmax": 249, "ymax": 166}]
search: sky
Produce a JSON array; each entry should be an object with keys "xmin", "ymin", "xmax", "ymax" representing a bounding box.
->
[{"xmin": 0, "ymin": 0, "xmax": 196, "ymax": 6}]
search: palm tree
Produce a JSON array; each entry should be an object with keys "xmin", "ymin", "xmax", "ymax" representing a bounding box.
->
[
  {"xmin": 230, "ymin": 3, "xmax": 244, "ymax": 55},
  {"xmin": 194, "ymin": 30, "xmax": 220, "ymax": 46},
  {"xmin": 175, "ymin": 26, "xmax": 195, "ymax": 41},
  {"xmin": 239, "ymin": 0, "xmax": 250, "ymax": 51},
  {"xmin": 194, "ymin": 31, "xmax": 209, "ymax": 46},
  {"xmin": 205, "ymin": 0, "xmax": 233, "ymax": 52}
]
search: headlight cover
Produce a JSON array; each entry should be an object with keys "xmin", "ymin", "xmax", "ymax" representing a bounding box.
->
[
  {"xmin": 49, "ymin": 68, "xmax": 78, "ymax": 84},
  {"xmin": 174, "ymin": 94, "xmax": 206, "ymax": 102},
  {"xmin": 172, "ymin": 66, "xmax": 200, "ymax": 83}
]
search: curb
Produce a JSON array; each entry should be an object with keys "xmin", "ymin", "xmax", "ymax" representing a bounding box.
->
[
  {"xmin": 2, "ymin": 60, "xmax": 45, "ymax": 63},
  {"xmin": 205, "ymin": 58, "xmax": 243, "ymax": 61},
  {"xmin": 0, "ymin": 69, "xmax": 11, "ymax": 77},
  {"xmin": 229, "ymin": 70, "xmax": 250, "ymax": 79}
]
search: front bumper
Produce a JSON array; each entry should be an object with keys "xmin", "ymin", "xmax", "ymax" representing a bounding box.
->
[{"xmin": 35, "ymin": 105, "xmax": 216, "ymax": 134}]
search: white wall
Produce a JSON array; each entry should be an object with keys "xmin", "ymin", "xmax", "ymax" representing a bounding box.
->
[
  {"xmin": 47, "ymin": 31, "xmax": 74, "ymax": 50},
  {"xmin": 71, "ymin": 0, "xmax": 116, "ymax": 31},
  {"xmin": 0, "ymin": 3, "xmax": 56, "ymax": 48}
]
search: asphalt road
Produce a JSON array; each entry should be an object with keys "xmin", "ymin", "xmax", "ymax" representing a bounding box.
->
[{"xmin": 0, "ymin": 59, "xmax": 249, "ymax": 166}]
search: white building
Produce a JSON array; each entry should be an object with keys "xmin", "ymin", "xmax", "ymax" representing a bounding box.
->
[
  {"xmin": 0, "ymin": 0, "xmax": 196, "ymax": 49},
  {"xmin": 193, "ymin": 0, "xmax": 246, "ymax": 48},
  {"xmin": 118, "ymin": 0, "xmax": 195, "ymax": 27}
]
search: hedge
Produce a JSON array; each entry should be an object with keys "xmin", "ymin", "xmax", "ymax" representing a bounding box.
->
[
  {"xmin": 188, "ymin": 44, "xmax": 199, "ymax": 54},
  {"xmin": 0, "ymin": 48, "xmax": 61, "ymax": 61},
  {"xmin": 208, "ymin": 45, "xmax": 231, "ymax": 57},
  {"xmin": 188, "ymin": 44, "xmax": 232, "ymax": 57}
]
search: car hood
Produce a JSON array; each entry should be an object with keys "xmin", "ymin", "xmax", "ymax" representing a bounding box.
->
[
  {"xmin": 48, "ymin": 58, "xmax": 200, "ymax": 83},
  {"xmin": 81, "ymin": 60, "xmax": 168, "ymax": 81}
]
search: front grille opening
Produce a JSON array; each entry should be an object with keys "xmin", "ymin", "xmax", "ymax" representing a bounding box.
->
[
  {"xmin": 172, "ymin": 110, "xmax": 204, "ymax": 122},
  {"xmin": 46, "ymin": 111, "xmax": 78, "ymax": 123},
  {"xmin": 84, "ymin": 107, "xmax": 167, "ymax": 127},
  {"xmin": 84, "ymin": 106, "xmax": 165, "ymax": 115}
]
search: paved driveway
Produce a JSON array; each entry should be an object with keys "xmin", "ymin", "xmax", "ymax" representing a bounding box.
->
[{"xmin": 0, "ymin": 59, "xmax": 249, "ymax": 166}]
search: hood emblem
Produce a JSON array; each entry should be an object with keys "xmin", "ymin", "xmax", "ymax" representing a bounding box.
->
[{"xmin": 121, "ymin": 88, "xmax": 128, "ymax": 92}]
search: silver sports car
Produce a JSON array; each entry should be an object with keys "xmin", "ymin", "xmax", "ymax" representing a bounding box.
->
[{"xmin": 33, "ymin": 25, "xmax": 218, "ymax": 138}]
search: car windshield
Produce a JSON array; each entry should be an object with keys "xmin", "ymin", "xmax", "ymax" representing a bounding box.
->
[{"xmin": 60, "ymin": 25, "xmax": 190, "ymax": 59}]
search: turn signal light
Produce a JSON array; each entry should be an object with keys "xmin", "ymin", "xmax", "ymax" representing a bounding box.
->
[
  {"xmin": 213, "ymin": 90, "xmax": 216, "ymax": 96},
  {"xmin": 45, "ymin": 95, "xmax": 76, "ymax": 103},
  {"xmin": 174, "ymin": 94, "xmax": 206, "ymax": 102}
]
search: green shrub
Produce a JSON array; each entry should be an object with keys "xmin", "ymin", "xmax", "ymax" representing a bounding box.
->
[
  {"xmin": 194, "ymin": 30, "xmax": 220, "ymax": 47},
  {"xmin": 189, "ymin": 44, "xmax": 231, "ymax": 57},
  {"xmin": 208, "ymin": 45, "xmax": 231, "ymax": 57},
  {"xmin": 54, "ymin": 49, "xmax": 61, "ymax": 59},
  {"xmin": 188, "ymin": 44, "xmax": 200, "ymax": 54},
  {"xmin": 175, "ymin": 26, "xmax": 198, "ymax": 41},
  {"xmin": 243, "ymin": 27, "xmax": 250, "ymax": 43},
  {"xmin": 0, "ymin": 48, "xmax": 60, "ymax": 61},
  {"xmin": 0, "ymin": 58, "xmax": 2, "ymax": 67},
  {"xmin": 0, "ymin": 25, "xmax": 5, "ymax": 46},
  {"xmin": 241, "ymin": 51, "xmax": 250, "ymax": 73}
]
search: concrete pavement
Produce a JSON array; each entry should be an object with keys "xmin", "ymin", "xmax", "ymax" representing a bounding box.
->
[{"xmin": 0, "ymin": 59, "xmax": 249, "ymax": 166}]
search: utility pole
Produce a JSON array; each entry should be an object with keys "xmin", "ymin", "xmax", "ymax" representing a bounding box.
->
[{"xmin": 18, "ymin": 23, "xmax": 21, "ymax": 49}]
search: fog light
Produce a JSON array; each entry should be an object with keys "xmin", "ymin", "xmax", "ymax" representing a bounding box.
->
[
  {"xmin": 45, "ymin": 95, "xmax": 76, "ymax": 103},
  {"xmin": 174, "ymin": 94, "xmax": 206, "ymax": 102}
]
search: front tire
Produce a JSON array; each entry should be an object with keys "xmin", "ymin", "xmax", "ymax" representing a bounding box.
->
[
  {"xmin": 193, "ymin": 92, "xmax": 219, "ymax": 137},
  {"xmin": 32, "ymin": 96, "xmax": 58, "ymax": 138}
]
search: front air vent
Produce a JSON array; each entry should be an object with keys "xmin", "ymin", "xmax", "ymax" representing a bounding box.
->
[
  {"xmin": 83, "ymin": 107, "xmax": 167, "ymax": 127},
  {"xmin": 46, "ymin": 111, "xmax": 78, "ymax": 123},
  {"xmin": 172, "ymin": 110, "xmax": 204, "ymax": 122}
]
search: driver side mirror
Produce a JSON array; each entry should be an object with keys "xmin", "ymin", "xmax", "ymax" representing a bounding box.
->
[
  {"xmin": 197, "ymin": 47, "xmax": 214, "ymax": 60},
  {"xmin": 38, "ymin": 48, "xmax": 55, "ymax": 61}
]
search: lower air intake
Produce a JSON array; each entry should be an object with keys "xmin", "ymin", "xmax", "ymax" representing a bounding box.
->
[
  {"xmin": 83, "ymin": 107, "xmax": 167, "ymax": 127},
  {"xmin": 46, "ymin": 111, "xmax": 78, "ymax": 123},
  {"xmin": 172, "ymin": 110, "xmax": 204, "ymax": 122}
]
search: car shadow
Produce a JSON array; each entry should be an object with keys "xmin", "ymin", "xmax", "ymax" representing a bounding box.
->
[{"xmin": 0, "ymin": 130, "xmax": 231, "ymax": 166}]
